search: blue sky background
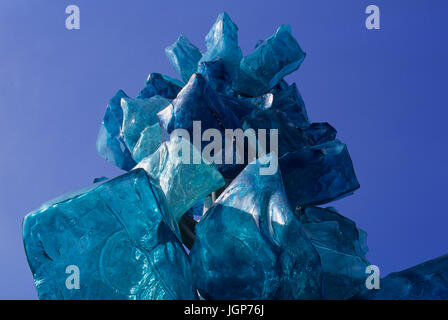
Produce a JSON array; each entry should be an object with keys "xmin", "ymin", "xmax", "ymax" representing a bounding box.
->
[{"xmin": 1, "ymin": 0, "xmax": 447, "ymax": 299}]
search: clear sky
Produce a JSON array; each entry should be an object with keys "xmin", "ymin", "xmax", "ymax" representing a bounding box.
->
[{"xmin": 1, "ymin": 0, "xmax": 447, "ymax": 299}]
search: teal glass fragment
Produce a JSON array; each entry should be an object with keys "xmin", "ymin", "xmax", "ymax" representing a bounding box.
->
[
  {"xmin": 137, "ymin": 73, "xmax": 183, "ymax": 99},
  {"xmin": 279, "ymin": 140, "xmax": 360, "ymax": 208},
  {"xmin": 132, "ymin": 123, "xmax": 162, "ymax": 163},
  {"xmin": 166, "ymin": 35, "xmax": 202, "ymax": 83},
  {"xmin": 358, "ymin": 255, "xmax": 448, "ymax": 300},
  {"xmin": 190, "ymin": 156, "xmax": 323, "ymax": 300},
  {"xmin": 96, "ymin": 90, "xmax": 136, "ymax": 170},
  {"xmin": 199, "ymin": 12, "xmax": 242, "ymax": 78},
  {"xmin": 23, "ymin": 169, "xmax": 197, "ymax": 300},
  {"xmin": 298, "ymin": 206, "xmax": 369, "ymax": 299},
  {"xmin": 135, "ymin": 137, "xmax": 225, "ymax": 223},
  {"xmin": 235, "ymin": 25, "xmax": 306, "ymax": 97}
]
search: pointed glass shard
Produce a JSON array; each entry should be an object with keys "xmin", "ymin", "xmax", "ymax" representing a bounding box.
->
[
  {"xmin": 135, "ymin": 136, "xmax": 225, "ymax": 223},
  {"xmin": 96, "ymin": 90, "xmax": 136, "ymax": 170},
  {"xmin": 166, "ymin": 35, "xmax": 202, "ymax": 83},
  {"xmin": 197, "ymin": 58, "xmax": 233, "ymax": 94},
  {"xmin": 270, "ymin": 83, "xmax": 309, "ymax": 128},
  {"xmin": 235, "ymin": 25, "xmax": 306, "ymax": 97},
  {"xmin": 298, "ymin": 206, "xmax": 369, "ymax": 299},
  {"xmin": 190, "ymin": 156, "xmax": 323, "ymax": 299},
  {"xmin": 137, "ymin": 73, "xmax": 183, "ymax": 99}
]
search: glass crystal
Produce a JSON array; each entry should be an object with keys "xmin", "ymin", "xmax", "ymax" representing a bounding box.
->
[
  {"xmin": 190, "ymin": 156, "xmax": 323, "ymax": 299},
  {"xmin": 121, "ymin": 96, "xmax": 170, "ymax": 152},
  {"xmin": 279, "ymin": 140, "xmax": 360, "ymax": 208},
  {"xmin": 358, "ymin": 255, "xmax": 448, "ymax": 300},
  {"xmin": 96, "ymin": 90, "xmax": 136, "ymax": 170},
  {"xmin": 197, "ymin": 58, "xmax": 233, "ymax": 94},
  {"xmin": 135, "ymin": 137, "xmax": 225, "ymax": 223},
  {"xmin": 298, "ymin": 206, "xmax": 369, "ymax": 299},
  {"xmin": 157, "ymin": 73, "xmax": 242, "ymax": 178},
  {"xmin": 137, "ymin": 73, "xmax": 183, "ymax": 99},
  {"xmin": 235, "ymin": 25, "xmax": 306, "ymax": 97},
  {"xmin": 166, "ymin": 35, "xmax": 202, "ymax": 83},
  {"xmin": 199, "ymin": 12, "xmax": 242, "ymax": 78},
  {"xmin": 27, "ymin": 11, "xmax": 448, "ymax": 301},
  {"xmin": 23, "ymin": 169, "xmax": 197, "ymax": 300}
]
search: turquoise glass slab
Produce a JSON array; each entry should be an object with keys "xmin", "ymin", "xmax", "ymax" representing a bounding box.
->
[{"xmin": 23, "ymin": 169, "xmax": 197, "ymax": 300}]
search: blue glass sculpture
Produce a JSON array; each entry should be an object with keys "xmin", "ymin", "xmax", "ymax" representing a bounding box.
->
[{"xmin": 131, "ymin": 123, "xmax": 162, "ymax": 163}]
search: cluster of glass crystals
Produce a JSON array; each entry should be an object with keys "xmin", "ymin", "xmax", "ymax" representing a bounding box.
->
[{"xmin": 23, "ymin": 12, "xmax": 447, "ymax": 300}]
